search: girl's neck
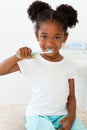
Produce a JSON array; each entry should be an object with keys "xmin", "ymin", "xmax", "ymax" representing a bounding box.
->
[{"xmin": 40, "ymin": 52, "xmax": 63, "ymax": 62}]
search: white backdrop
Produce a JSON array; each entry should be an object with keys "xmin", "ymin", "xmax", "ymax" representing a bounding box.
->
[{"xmin": 0, "ymin": 0, "xmax": 87, "ymax": 104}]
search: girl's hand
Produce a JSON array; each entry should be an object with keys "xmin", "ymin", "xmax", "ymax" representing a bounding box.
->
[
  {"xmin": 59, "ymin": 116, "xmax": 75, "ymax": 130},
  {"xmin": 16, "ymin": 47, "xmax": 34, "ymax": 59}
]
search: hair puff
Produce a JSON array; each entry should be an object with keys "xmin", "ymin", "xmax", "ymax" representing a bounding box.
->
[
  {"xmin": 27, "ymin": 0, "xmax": 51, "ymax": 22},
  {"xmin": 56, "ymin": 4, "xmax": 78, "ymax": 28}
]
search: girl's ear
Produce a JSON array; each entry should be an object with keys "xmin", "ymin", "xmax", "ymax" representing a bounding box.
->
[
  {"xmin": 35, "ymin": 32, "xmax": 39, "ymax": 41},
  {"xmin": 63, "ymin": 33, "xmax": 68, "ymax": 43}
]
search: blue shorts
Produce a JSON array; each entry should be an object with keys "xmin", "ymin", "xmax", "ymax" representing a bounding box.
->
[{"xmin": 25, "ymin": 115, "xmax": 87, "ymax": 130}]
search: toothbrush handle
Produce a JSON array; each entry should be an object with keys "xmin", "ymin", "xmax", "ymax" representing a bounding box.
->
[
  {"xmin": 31, "ymin": 50, "xmax": 53, "ymax": 56},
  {"xmin": 31, "ymin": 52, "xmax": 39, "ymax": 56}
]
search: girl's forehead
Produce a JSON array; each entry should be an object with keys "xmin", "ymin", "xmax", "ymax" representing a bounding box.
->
[{"xmin": 38, "ymin": 20, "xmax": 64, "ymax": 33}]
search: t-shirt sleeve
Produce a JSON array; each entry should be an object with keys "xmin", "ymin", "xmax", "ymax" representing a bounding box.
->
[
  {"xmin": 69, "ymin": 61, "xmax": 78, "ymax": 79},
  {"xmin": 17, "ymin": 58, "xmax": 35, "ymax": 77},
  {"xmin": 17, "ymin": 59, "xmax": 30, "ymax": 75}
]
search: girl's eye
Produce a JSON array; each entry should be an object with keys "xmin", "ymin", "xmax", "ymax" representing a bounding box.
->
[
  {"xmin": 54, "ymin": 36, "xmax": 61, "ymax": 40},
  {"xmin": 41, "ymin": 36, "xmax": 47, "ymax": 39}
]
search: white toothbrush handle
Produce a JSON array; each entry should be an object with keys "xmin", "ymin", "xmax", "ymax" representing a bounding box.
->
[{"xmin": 31, "ymin": 50, "xmax": 53, "ymax": 56}]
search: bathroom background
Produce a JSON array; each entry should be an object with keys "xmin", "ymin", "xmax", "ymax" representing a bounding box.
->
[{"xmin": 0, "ymin": 0, "xmax": 87, "ymax": 110}]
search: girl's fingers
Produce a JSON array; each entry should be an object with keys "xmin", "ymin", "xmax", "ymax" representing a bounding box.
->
[
  {"xmin": 22, "ymin": 47, "xmax": 28, "ymax": 57},
  {"xmin": 25, "ymin": 48, "xmax": 29, "ymax": 57},
  {"xmin": 59, "ymin": 118, "xmax": 68, "ymax": 129},
  {"xmin": 21, "ymin": 48, "xmax": 25, "ymax": 57},
  {"xmin": 16, "ymin": 47, "xmax": 34, "ymax": 59}
]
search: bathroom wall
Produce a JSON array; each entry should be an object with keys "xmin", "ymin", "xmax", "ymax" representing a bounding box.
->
[{"xmin": 0, "ymin": 0, "xmax": 87, "ymax": 107}]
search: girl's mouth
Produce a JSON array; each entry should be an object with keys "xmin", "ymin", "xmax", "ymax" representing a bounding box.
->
[{"xmin": 45, "ymin": 49, "xmax": 58, "ymax": 55}]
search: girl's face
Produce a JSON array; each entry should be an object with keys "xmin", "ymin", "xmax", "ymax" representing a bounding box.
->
[{"xmin": 35, "ymin": 20, "xmax": 68, "ymax": 56}]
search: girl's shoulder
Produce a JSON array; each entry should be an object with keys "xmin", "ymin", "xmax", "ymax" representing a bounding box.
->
[
  {"xmin": 63, "ymin": 56, "xmax": 75, "ymax": 64},
  {"xmin": 63, "ymin": 56, "xmax": 77, "ymax": 70}
]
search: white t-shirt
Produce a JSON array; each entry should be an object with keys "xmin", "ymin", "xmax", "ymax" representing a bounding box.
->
[{"xmin": 17, "ymin": 55, "xmax": 77, "ymax": 116}]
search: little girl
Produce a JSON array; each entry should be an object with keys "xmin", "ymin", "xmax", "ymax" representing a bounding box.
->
[{"xmin": 0, "ymin": 1, "xmax": 87, "ymax": 130}]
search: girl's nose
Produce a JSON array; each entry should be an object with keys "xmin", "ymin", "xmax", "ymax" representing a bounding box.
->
[{"xmin": 45, "ymin": 40, "xmax": 54, "ymax": 48}]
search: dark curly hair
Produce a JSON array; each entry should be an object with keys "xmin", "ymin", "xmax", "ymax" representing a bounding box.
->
[{"xmin": 27, "ymin": 0, "xmax": 78, "ymax": 32}]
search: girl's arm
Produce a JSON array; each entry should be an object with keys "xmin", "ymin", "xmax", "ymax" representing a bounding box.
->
[
  {"xmin": 0, "ymin": 55, "xmax": 20, "ymax": 75},
  {"xmin": 60, "ymin": 79, "xmax": 76, "ymax": 130},
  {"xmin": 67, "ymin": 79, "xmax": 76, "ymax": 118},
  {"xmin": 0, "ymin": 47, "xmax": 33, "ymax": 75}
]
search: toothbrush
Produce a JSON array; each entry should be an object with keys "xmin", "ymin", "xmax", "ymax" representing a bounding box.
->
[
  {"xmin": 16, "ymin": 50, "xmax": 53, "ymax": 58},
  {"xmin": 31, "ymin": 50, "xmax": 53, "ymax": 56}
]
